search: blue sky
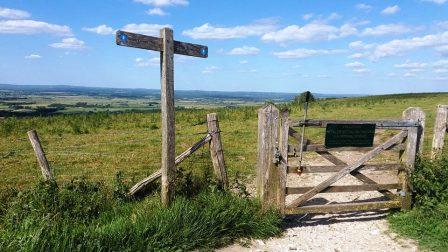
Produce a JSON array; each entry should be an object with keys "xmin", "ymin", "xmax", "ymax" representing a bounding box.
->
[{"xmin": 1, "ymin": 0, "xmax": 448, "ymax": 94}]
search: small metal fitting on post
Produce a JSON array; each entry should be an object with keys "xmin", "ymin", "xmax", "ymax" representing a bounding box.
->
[{"xmin": 273, "ymin": 147, "xmax": 281, "ymax": 164}]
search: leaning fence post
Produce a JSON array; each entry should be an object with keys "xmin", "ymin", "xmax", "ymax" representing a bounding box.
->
[
  {"xmin": 432, "ymin": 105, "xmax": 448, "ymax": 158},
  {"xmin": 257, "ymin": 104, "xmax": 280, "ymax": 209},
  {"xmin": 27, "ymin": 130, "xmax": 54, "ymax": 181},
  {"xmin": 401, "ymin": 107, "xmax": 425, "ymax": 210},
  {"xmin": 207, "ymin": 113, "xmax": 228, "ymax": 189}
]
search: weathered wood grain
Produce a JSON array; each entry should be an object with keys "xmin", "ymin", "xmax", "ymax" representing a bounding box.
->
[
  {"xmin": 287, "ymin": 163, "xmax": 402, "ymax": 173},
  {"xmin": 27, "ymin": 130, "xmax": 54, "ymax": 181},
  {"xmin": 400, "ymin": 107, "xmax": 425, "ymax": 210},
  {"xmin": 432, "ymin": 105, "xmax": 448, "ymax": 158},
  {"xmin": 288, "ymin": 143, "xmax": 404, "ymax": 153},
  {"xmin": 287, "ymin": 130, "xmax": 407, "ymax": 208},
  {"xmin": 257, "ymin": 104, "xmax": 280, "ymax": 209},
  {"xmin": 286, "ymin": 201, "xmax": 402, "ymax": 214},
  {"xmin": 278, "ymin": 109, "xmax": 289, "ymax": 215},
  {"xmin": 160, "ymin": 28, "xmax": 176, "ymax": 207},
  {"xmin": 315, "ymin": 150, "xmax": 395, "ymax": 198},
  {"xmin": 128, "ymin": 134, "xmax": 212, "ymax": 196},
  {"xmin": 286, "ymin": 183, "xmax": 401, "ymax": 194},
  {"xmin": 116, "ymin": 30, "xmax": 208, "ymax": 58},
  {"xmin": 291, "ymin": 119, "xmax": 419, "ymax": 129},
  {"xmin": 207, "ymin": 113, "xmax": 228, "ymax": 189}
]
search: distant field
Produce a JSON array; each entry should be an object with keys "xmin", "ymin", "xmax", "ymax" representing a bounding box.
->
[{"xmin": 1, "ymin": 92, "xmax": 447, "ymax": 189}]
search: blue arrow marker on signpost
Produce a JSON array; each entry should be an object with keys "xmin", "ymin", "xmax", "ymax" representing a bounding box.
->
[
  {"xmin": 200, "ymin": 47, "xmax": 208, "ymax": 57},
  {"xmin": 120, "ymin": 33, "xmax": 128, "ymax": 44}
]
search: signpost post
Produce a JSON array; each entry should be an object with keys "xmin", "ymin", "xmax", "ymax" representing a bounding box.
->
[{"xmin": 116, "ymin": 28, "xmax": 208, "ymax": 206}]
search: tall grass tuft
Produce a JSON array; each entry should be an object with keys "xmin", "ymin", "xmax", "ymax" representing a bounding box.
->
[{"xmin": 0, "ymin": 176, "xmax": 282, "ymax": 251}]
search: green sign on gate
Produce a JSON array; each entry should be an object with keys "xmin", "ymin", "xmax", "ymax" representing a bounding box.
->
[{"xmin": 325, "ymin": 123, "xmax": 376, "ymax": 148}]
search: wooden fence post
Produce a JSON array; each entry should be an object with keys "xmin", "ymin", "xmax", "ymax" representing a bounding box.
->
[
  {"xmin": 160, "ymin": 27, "xmax": 176, "ymax": 207},
  {"xmin": 257, "ymin": 104, "xmax": 281, "ymax": 209},
  {"xmin": 278, "ymin": 109, "xmax": 289, "ymax": 215},
  {"xmin": 432, "ymin": 105, "xmax": 448, "ymax": 158},
  {"xmin": 27, "ymin": 130, "xmax": 54, "ymax": 181},
  {"xmin": 207, "ymin": 113, "xmax": 228, "ymax": 189},
  {"xmin": 401, "ymin": 107, "xmax": 425, "ymax": 210}
]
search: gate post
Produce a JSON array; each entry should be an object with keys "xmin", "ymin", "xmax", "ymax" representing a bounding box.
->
[
  {"xmin": 401, "ymin": 107, "xmax": 425, "ymax": 210},
  {"xmin": 278, "ymin": 109, "xmax": 289, "ymax": 215},
  {"xmin": 432, "ymin": 105, "xmax": 448, "ymax": 158},
  {"xmin": 257, "ymin": 104, "xmax": 281, "ymax": 209}
]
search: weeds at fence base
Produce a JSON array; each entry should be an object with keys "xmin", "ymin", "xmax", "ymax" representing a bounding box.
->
[
  {"xmin": 388, "ymin": 155, "xmax": 448, "ymax": 252},
  {"xmin": 0, "ymin": 174, "xmax": 282, "ymax": 251}
]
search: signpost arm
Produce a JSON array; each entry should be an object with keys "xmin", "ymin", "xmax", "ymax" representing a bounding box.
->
[{"xmin": 160, "ymin": 28, "xmax": 176, "ymax": 207}]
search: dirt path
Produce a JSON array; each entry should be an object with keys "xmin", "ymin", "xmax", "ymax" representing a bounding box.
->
[{"xmin": 221, "ymin": 151, "xmax": 419, "ymax": 251}]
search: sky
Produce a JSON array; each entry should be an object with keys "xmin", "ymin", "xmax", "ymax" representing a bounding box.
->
[{"xmin": 1, "ymin": 0, "xmax": 448, "ymax": 94}]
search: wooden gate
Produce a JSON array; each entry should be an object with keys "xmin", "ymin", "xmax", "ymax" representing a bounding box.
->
[{"xmin": 257, "ymin": 105, "xmax": 425, "ymax": 215}]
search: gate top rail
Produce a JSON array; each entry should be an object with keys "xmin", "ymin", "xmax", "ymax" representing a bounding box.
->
[{"xmin": 290, "ymin": 119, "xmax": 419, "ymax": 129}]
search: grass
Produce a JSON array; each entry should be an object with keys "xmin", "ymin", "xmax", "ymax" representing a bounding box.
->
[
  {"xmin": 1, "ymin": 92, "xmax": 448, "ymax": 250},
  {"xmin": 1, "ymin": 92, "xmax": 448, "ymax": 189},
  {"xmin": 0, "ymin": 176, "xmax": 282, "ymax": 251},
  {"xmin": 388, "ymin": 155, "xmax": 448, "ymax": 251}
]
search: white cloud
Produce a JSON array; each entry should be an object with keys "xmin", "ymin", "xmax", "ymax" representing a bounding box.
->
[
  {"xmin": 345, "ymin": 61, "xmax": 365, "ymax": 68},
  {"xmin": 135, "ymin": 57, "xmax": 159, "ymax": 67},
  {"xmin": 228, "ymin": 46, "xmax": 260, "ymax": 55},
  {"xmin": 262, "ymin": 23, "xmax": 357, "ymax": 43},
  {"xmin": 49, "ymin": 38, "xmax": 85, "ymax": 50},
  {"xmin": 121, "ymin": 23, "xmax": 171, "ymax": 36},
  {"xmin": 238, "ymin": 69, "xmax": 258, "ymax": 73},
  {"xmin": 182, "ymin": 21, "xmax": 276, "ymax": 39},
  {"xmin": 25, "ymin": 54, "xmax": 41, "ymax": 59},
  {"xmin": 353, "ymin": 68, "xmax": 371, "ymax": 73},
  {"xmin": 434, "ymin": 60, "xmax": 448, "ymax": 67},
  {"xmin": 349, "ymin": 40, "xmax": 375, "ymax": 50},
  {"xmin": 302, "ymin": 13, "xmax": 313, "ymax": 20},
  {"xmin": 435, "ymin": 68, "xmax": 448, "ymax": 73},
  {"xmin": 273, "ymin": 48, "xmax": 344, "ymax": 59},
  {"xmin": 239, "ymin": 60, "xmax": 248, "ymax": 64},
  {"xmin": 436, "ymin": 21, "xmax": 448, "ymax": 30},
  {"xmin": 394, "ymin": 60, "xmax": 428, "ymax": 69},
  {"xmin": 381, "ymin": 5, "xmax": 400, "ymax": 15},
  {"xmin": 356, "ymin": 3, "xmax": 373, "ymax": 11},
  {"xmin": 371, "ymin": 31, "xmax": 448, "ymax": 58},
  {"xmin": 348, "ymin": 52, "xmax": 368, "ymax": 58},
  {"xmin": 134, "ymin": 0, "xmax": 188, "ymax": 7},
  {"xmin": 361, "ymin": 24, "xmax": 412, "ymax": 36},
  {"xmin": 403, "ymin": 72, "xmax": 416, "ymax": 77},
  {"xmin": 146, "ymin": 8, "xmax": 168, "ymax": 16},
  {"xmin": 422, "ymin": 0, "xmax": 447, "ymax": 4},
  {"xmin": 0, "ymin": 19, "xmax": 72, "ymax": 36},
  {"xmin": 0, "ymin": 7, "xmax": 30, "ymax": 19},
  {"xmin": 436, "ymin": 45, "xmax": 448, "ymax": 56},
  {"xmin": 83, "ymin": 24, "xmax": 115, "ymax": 35},
  {"xmin": 202, "ymin": 66, "xmax": 219, "ymax": 74}
]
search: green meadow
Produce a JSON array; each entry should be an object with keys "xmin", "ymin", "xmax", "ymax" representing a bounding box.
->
[{"xmin": 1, "ymin": 92, "xmax": 448, "ymax": 251}]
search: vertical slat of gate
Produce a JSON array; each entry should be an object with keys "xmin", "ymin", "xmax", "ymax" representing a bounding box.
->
[
  {"xmin": 401, "ymin": 107, "xmax": 425, "ymax": 210},
  {"xmin": 279, "ymin": 109, "xmax": 289, "ymax": 215}
]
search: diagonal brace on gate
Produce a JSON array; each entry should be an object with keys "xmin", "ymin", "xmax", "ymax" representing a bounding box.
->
[
  {"xmin": 290, "ymin": 127, "xmax": 399, "ymax": 198},
  {"xmin": 287, "ymin": 130, "xmax": 408, "ymax": 208}
]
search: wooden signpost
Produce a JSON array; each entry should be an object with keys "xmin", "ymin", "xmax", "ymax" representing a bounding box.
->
[{"xmin": 116, "ymin": 28, "xmax": 208, "ymax": 206}]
